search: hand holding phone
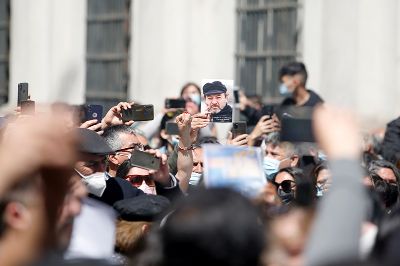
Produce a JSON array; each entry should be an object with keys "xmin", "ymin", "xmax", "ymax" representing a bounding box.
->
[{"xmin": 231, "ymin": 122, "xmax": 247, "ymax": 139}]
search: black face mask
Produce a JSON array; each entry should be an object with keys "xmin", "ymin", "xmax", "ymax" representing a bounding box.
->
[
  {"xmin": 374, "ymin": 179, "xmax": 399, "ymax": 208},
  {"xmin": 278, "ymin": 189, "xmax": 295, "ymax": 204}
]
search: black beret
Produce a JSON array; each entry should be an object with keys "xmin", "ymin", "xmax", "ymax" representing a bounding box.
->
[
  {"xmin": 77, "ymin": 128, "xmax": 114, "ymax": 155},
  {"xmin": 113, "ymin": 194, "xmax": 171, "ymax": 222},
  {"xmin": 202, "ymin": 81, "xmax": 227, "ymax": 96}
]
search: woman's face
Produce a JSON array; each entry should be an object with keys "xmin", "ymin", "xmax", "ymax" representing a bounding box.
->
[{"xmin": 181, "ymin": 85, "xmax": 200, "ymax": 100}]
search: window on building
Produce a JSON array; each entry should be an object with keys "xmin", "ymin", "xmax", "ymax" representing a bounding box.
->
[
  {"xmin": 86, "ymin": 0, "xmax": 130, "ymax": 110},
  {"xmin": 236, "ymin": 0, "xmax": 300, "ymax": 103},
  {"xmin": 0, "ymin": 0, "xmax": 9, "ymax": 105}
]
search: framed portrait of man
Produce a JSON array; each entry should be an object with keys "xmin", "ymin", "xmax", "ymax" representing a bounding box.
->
[{"xmin": 201, "ymin": 79, "xmax": 234, "ymax": 123}]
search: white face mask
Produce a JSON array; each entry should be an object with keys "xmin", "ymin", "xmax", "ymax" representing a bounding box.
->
[
  {"xmin": 189, "ymin": 172, "xmax": 202, "ymax": 186},
  {"xmin": 138, "ymin": 180, "xmax": 157, "ymax": 195},
  {"xmin": 76, "ymin": 171, "xmax": 107, "ymax": 197}
]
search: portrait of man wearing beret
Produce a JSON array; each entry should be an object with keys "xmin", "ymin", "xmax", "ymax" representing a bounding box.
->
[{"xmin": 202, "ymin": 81, "xmax": 233, "ymax": 122}]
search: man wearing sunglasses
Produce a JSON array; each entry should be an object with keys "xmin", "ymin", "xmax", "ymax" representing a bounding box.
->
[
  {"xmin": 75, "ymin": 128, "xmax": 144, "ymax": 206},
  {"xmin": 102, "ymin": 125, "xmax": 183, "ymax": 202}
]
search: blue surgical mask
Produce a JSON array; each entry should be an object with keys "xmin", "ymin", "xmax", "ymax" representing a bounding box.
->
[
  {"xmin": 263, "ymin": 157, "xmax": 280, "ymax": 181},
  {"xmin": 170, "ymin": 136, "xmax": 180, "ymax": 147},
  {"xmin": 316, "ymin": 185, "xmax": 324, "ymax": 197},
  {"xmin": 190, "ymin": 94, "xmax": 201, "ymax": 105},
  {"xmin": 189, "ymin": 172, "xmax": 202, "ymax": 186},
  {"xmin": 279, "ymin": 83, "xmax": 292, "ymax": 97},
  {"xmin": 318, "ymin": 151, "xmax": 328, "ymax": 162}
]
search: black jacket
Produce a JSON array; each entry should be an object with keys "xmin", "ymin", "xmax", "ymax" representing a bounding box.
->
[
  {"xmin": 281, "ymin": 89, "xmax": 324, "ymax": 107},
  {"xmin": 89, "ymin": 175, "xmax": 183, "ymax": 206},
  {"xmin": 210, "ymin": 104, "xmax": 232, "ymax": 122}
]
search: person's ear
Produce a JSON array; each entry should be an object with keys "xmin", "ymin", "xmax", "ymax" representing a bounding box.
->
[
  {"xmin": 4, "ymin": 202, "xmax": 31, "ymax": 231},
  {"xmin": 160, "ymin": 129, "xmax": 169, "ymax": 140},
  {"xmin": 290, "ymin": 155, "xmax": 299, "ymax": 167},
  {"xmin": 141, "ymin": 223, "xmax": 151, "ymax": 235},
  {"xmin": 108, "ymin": 154, "xmax": 120, "ymax": 166}
]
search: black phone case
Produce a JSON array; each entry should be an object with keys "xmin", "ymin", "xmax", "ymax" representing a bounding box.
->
[
  {"xmin": 232, "ymin": 122, "xmax": 247, "ymax": 138},
  {"xmin": 165, "ymin": 99, "xmax": 186, "ymax": 109},
  {"xmin": 130, "ymin": 150, "xmax": 160, "ymax": 171},
  {"xmin": 18, "ymin": 83, "xmax": 29, "ymax": 106},
  {"xmin": 122, "ymin": 105, "xmax": 154, "ymax": 122}
]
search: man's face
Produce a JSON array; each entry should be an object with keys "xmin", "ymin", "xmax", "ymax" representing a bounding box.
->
[
  {"xmin": 192, "ymin": 148, "xmax": 204, "ymax": 173},
  {"xmin": 205, "ymin": 93, "xmax": 228, "ymax": 114},
  {"xmin": 377, "ymin": 167, "xmax": 397, "ymax": 185},
  {"xmin": 125, "ymin": 166, "xmax": 156, "ymax": 195},
  {"xmin": 75, "ymin": 154, "xmax": 107, "ymax": 176},
  {"xmin": 265, "ymin": 143, "xmax": 296, "ymax": 169},
  {"xmin": 112, "ymin": 133, "xmax": 143, "ymax": 166},
  {"xmin": 281, "ymin": 75, "xmax": 300, "ymax": 93}
]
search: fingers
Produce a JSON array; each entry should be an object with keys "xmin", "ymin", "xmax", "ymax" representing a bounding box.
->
[
  {"xmin": 87, "ymin": 122, "xmax": 103, "ymax": 132},
  {"xmin": 80, "ymin": 119, "xmax": 98, "ymax": 129},
  {"xmin": 233, "ymin": 134, "xmax": 249, "ymax": 142},
  {"xmin": 124, "ymin": 120, "xmax": 134, "ymax": 126}
]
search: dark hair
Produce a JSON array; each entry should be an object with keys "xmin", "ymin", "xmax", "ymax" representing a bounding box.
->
[
  {"xmin": 278, "ymin": 62, "xmax": 308, "ymax": 85},
  {"xmin": 276, "ymin": 167, "xmax": 315, "ymax": 206},
  {"xmin": 312, "ymin": 161, "xmax": 329, "ymax": 186},
  {"xmin": 180, "ymin": 82, "xmax": 201, "ymax": 97},
  {"xmin": 368, "ymin": 160, "xmax": 400, "ymax": 184},
  {"xmin": 158, "ymin": 188, "xmax": 265, "ymax": 266}
]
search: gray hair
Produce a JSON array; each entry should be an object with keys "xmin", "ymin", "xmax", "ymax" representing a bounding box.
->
[{"xmin": 102, "ymin": 125, "xmax": 137, "ymax": 151}]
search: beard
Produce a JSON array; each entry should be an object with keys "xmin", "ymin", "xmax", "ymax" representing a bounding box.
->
[{"xmin": 208, "ymin": 103, "xmax": 226, "ymax": 114}]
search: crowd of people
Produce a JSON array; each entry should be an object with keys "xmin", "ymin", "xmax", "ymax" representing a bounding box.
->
[{"xmin": 0, "ymin": 61, "xmax": 399, "ymax": 266}]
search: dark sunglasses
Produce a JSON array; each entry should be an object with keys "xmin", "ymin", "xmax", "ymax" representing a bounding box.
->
[
  {"xmin": 125, "ymin": 175, "xmax": 155, "ymax": 187},
  {"xmin": 115, "ymin": 143, "xmax": 145, "ymax": 153},
  {"xmin": 272, "ymin": 180, "xmax": 296, "ymax": 194}
]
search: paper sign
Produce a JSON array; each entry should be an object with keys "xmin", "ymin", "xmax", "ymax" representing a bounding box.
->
[{"xmin": 203, "ymin": 144, "xmax": 266, "ymax": 197}]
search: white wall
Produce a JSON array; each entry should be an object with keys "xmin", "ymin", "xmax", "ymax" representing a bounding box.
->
[
  {"xmin": 8, "ymin": 0, "xmax": 86, "ymax": 108},
  {"xmin": 130, "ymin": 0, "xmax": 236, "ymax": 112},
  {"xmin": 303, "ymin": 0, "xmax": 400, "ymax": 128}
]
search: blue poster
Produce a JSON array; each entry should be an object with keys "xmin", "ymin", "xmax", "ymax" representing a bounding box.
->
[{"xmin": 203, "ymin": 144, "xmax": 266, "ymax": 198}]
